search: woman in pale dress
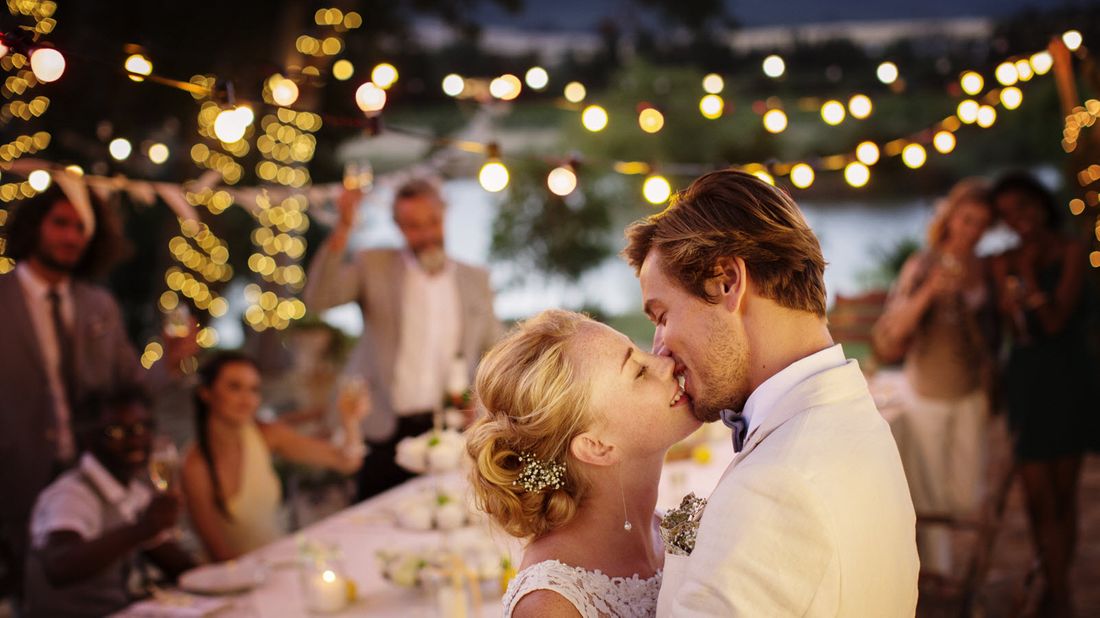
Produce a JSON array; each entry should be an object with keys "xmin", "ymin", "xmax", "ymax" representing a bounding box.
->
[
  {"xmin": 181, "ymin": 352, "xmax": 367, "ymax": 561},
  {"xmin": 871, "ymin": 178, "xmax": 998, "ymax": 575},
  {"xmin": 466, "ymin": 310, "xmax": 700, "ymax": 617}
]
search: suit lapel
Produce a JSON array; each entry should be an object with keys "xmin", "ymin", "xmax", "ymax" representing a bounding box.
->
[{"xmin": 0, "ymin": 274, "xmax": 48, "ymax": 377}]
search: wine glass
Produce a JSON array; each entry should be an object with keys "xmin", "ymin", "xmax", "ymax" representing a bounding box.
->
[
  {"xmin": 337, "ymin": 375, "xmax": 370, "ymax": 423},
  {"xmin": 148, "ymin": 435, "xmax": 180, "ymax": 492}
]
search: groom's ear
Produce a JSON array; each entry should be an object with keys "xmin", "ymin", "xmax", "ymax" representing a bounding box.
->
[
  {"xmin": 570, "ymin": 432, "xmax": 616, "ymax": 467},
  {"xmin": 714, "ymin": 256, "xmax": 748, "ymax": 313}
]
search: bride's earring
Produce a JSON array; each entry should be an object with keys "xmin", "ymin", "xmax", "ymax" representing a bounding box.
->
[{"xmin": 619, "ymin": 465, "xmax": 632, "ymax": 532}]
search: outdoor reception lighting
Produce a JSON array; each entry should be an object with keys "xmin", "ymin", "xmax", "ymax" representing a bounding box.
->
[
  {"xmin": 124, "ymin": 53, "xmax": 152, "ymax": 82},
  {"xmin": 442, "ymin": 73, "xmax": 464, "ymax": 97},
  {"xmin": 856, "ymin": 141, "xmax": 880, "ymax": 165},
  {"xmin": 1015, "ymin": 59, "xmax": 1034, "ymax": 81},
  {"xmin": 976, "ymin": 105, "xmax": 997, "ymax": 128},
  {"xmin": 994, "ymin": 62, "xmax": 1019, "ymax": 86},
  {"xmin": 1001, "ymin": 86, "xmax": 1023, "ymax": 110},
  {"xmin": 762, "ymin": 109, "xmax": 788, "ymax": 133},
  {"xmin": 525, "ymin": 67, "xmax": 549, "ymax": 90},
  {"xmin": 355, "ymin": 82, "xmax": 386, "ymax": 113},
  {"xmin": 564, "ymin": 81, "xmax": 586, "ymax": 103},
  {"xmin": 848, "ymin": 94, "xmax": 872, "ymax": 119},
  {"xmin": 821, "ymin": 100, "xmax": 845, "ymax": 125},
  {"xmin": 479, "ymin": 160, "xmax": 509, "ymax": 192},
  {"xmin": 876, "ymin": 61, "xmax": 898, "ymax": 85},
  {"xmin": 699, "ymin": 94, "xmax": 723, "ymax": 119},
  {"xmin": 789, "ymin": 163, "xmax": 815, "ymax": 189},
  {"xmin": 957, "ymin": 99, "xmax": 980, "ymax": 124},
  {"xmin": 901, "ymin": 143, "xmax": 927, "ymax": 168},
  {"xmin": 960, "ymin": 71, "xmax": 984, "ymax": 95},
  {"xmin": 333, "ymin": 59, "xmax": 354, "ymax": 81},
  {"xmin": 64, "ymin": 165, "xmax": 83, "ymax": 176},
  {"xmin": 638, "ymin": 107, "xmax": 665, "ymax": 133},
  {"xmin": 270, "ymin": 75, "xmax": 299, "ymax": 106},
  {"xmin": 490, "ymin": 74, "xmax": 522, "ymax": 100},
  {"xmin": 371, "ymin": 63, "xmax": 398, "ymax": 89},
  {"xmin": 27, "ymin": 170, "xmax": 51, "ymax": 192},
  {"xmin": 581, "ymin": 105, "xmax": 608, "ymax": 132},
  {"xmin": 643, "ymin": 174, "xmax": 672, "ymax": 204},
  {"xmin": 148, "ymin": 142, "xmax": 169, "ymax": 164},
  {"xmin": 109, "ymin": 137, "xmax": 132, "ymax": 161},
  {"xmin": 547, "ymin": 165, "xmax": 578, "ymax": 197},
  {"xmin": 1062, "ymin": 30, "xmax": 1083, "ymax": 52},
  {"xmin": 702, "ymin": 73, "xmax": 724, "ymax": 94},
  {"xmin": 29, "ymin": 47, "xmax": 65, "ymax": 82},
  {"xmin": 932, "ymin": 130, "xmax": 956, "ymax": 154},
  {"xmin": 213, "ymin": 106, "xmax": 254, "ymax": 143},
  {"xmin": 1030, "ymin": 51, "xmax": 1053, "ymax": 74},
  {"xmin": 844, "ymin": 162, "xmax": 870, "ymax": 187},
  {"xmin": 762, "ymin": 55, "xmax": 785, "ymax": 78}
]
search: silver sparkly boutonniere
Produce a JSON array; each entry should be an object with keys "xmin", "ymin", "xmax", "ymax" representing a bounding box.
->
[{"xmin": 659, "ymin": 493, "xmax": 708, "ymax": 556}]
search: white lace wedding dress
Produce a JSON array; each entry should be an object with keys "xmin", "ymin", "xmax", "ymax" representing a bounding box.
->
[{"xmin": 502, "ymin": 559, "xmax": 661, "ymax": 617}]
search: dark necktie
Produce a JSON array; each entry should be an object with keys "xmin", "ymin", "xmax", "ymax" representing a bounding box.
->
[
  {"xmin": 47, "ymin": 287, "xmax": 77, "ymax": 411},
  {"xmin": 719, "ymin": 408, "xmax": 749, "ymax": 453}
]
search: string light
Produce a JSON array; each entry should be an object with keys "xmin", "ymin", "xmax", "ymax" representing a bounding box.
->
[
  {"xmin": 762, "ymin": 109, "xmax": 787, "ymax": 133},
  {"xmin": 762, "ymin": 55, "xmax": 785, "ymax": 78},
  {"xmin": 581, "ymin": 105, "xmax": 608, "ymax": 132},
  {"xmin": 643, "ymin": 175, "xmax": 671, "ymax": 204},
  {"xmin": 789, "ymin": 163, "xmax": 815, "ymax": 189},
  {"xmin": 269, "ymin": 75, "xmax": 299, "ymax": 106},
  {"xmin": 213, "ymin": 106, "xmax": 254, "ymax": 143},
  {"xmin": 932, "ymin": 131, "xmax": 956, "ymax": 154},
  {"xmin": 876, "ymin": 61, "xmax": 898, "ymax": 85},
  {"xmin": 564, "ymin": 81, "xmax": 586, "ymax": 104},
  {"xmin": 638, "ymin": 107, "xmax": 664, "ymax": 133},
  {"xmin": 148, "ymin": 142, "xmax": 169, "ymax": 164},
  {"xmin": 821, "ymin": 100, "xmax": 845, "ymax": 125},
  {"xmin": 848, "ymin": 94, "xmax": 872, "ymax": 119},
  {"xmin": 547, "ymin": 165, "xmax": 577, "ymax": 197},
  {"xmin": 1000, "ymin": 86, "xmax": 1023, "ymax": 110},
  {"xmin": 109, "ymin": 138, "xmax": 132, "ymax": 161},
  {"xmin": 371, "ymin": 63, "xmax": 398, "ymax": 89},
  {"xmin": 702, "ymin": 73, "xmax": 724, "ymax": 94},
  {"xmin": 479, "ymin": 160, "xmax": 509, "ymax": 192},
  {"xmin": 855, "ymin": 141, "xmax": 880, "ymax": 165},
  {"xmin": 1014, "ymin": 59, "xmax": 1034, "ymax": 82},
  {"xmin": 333, "ymin": 59, "xmax": 354, "ymax": 81},
  {"xmin": 29, "ymin": 47, "xmax": 64, "ymax": 82},
  {"xmin": 489, "ymin": 74, "xmax": 522, "ymax": 100},
  {"xmin": 957, "ymin": 99, "xmax": 980, "ymax": 124},
  {"xmin": 901, "ymin": 143, "xmax": 927, "ymax": 168},
  {"xmin": 27, "ymin": 169, "xmax": 51, "ymax": 192},
  {"xmin": 525, "ymin": 67, "xmax": 549, "ymax": 90},
  {"xmin": 1062, "ymin": 30, "xmax": 1083, "ymax": 52},
  {"xmin": 976, "ymin": 105, "xmax": 997, "ymax": 128},
  {"xmin": 699, "ymin": 94, "xmax": 723, "ymax": 120},
  {"xmin": 1030, "ymin": 51, "xmax": 1054, "ymax": 75},
  {"xmin": 994, "ymin": 62, "xmax": 1019, "ymax": 86},
  {"xmin": 124, "ymin": 53, "xmax": 153, "ymax": 82},
  {"xmin": 442, "ymin": 74, "xmax": 464, "ymax": 97},
  {"xmin": 959, "ymin": 71, "xmax": 983, "ymax": 95},
  {"xmin": 844, "ymin": 162, "xmax": 870, "ymax": 187},
  {"xmin": 355, "ymin": 82, "xmax": 386, "ymax": 113}
]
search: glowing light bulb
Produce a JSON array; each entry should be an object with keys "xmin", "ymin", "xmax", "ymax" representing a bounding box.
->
[
  {"xmin": 856, "ymin": 141, "xmax": 880, "ymax": 166},
  {"xmin": 789, "ymin": 163, "xmax": 815, "ymax": 189},
  {"xmin": 109, "ymin": 138, "xmax": 132, "ymax": 161},
  {"xmin": 848, "ymin": 94, "xmax": 872, "ymax": 119},
  {"xmin": 1030, "ymin": 51, "xmax": 1053, "ymax": 75},
  {"xmin": 371, "ymin": 63, "xmax": 398, "ymax": 89},
  {"xmin": 957, "ymin": 99, "xmax": 980, "ymax": 124},
  {"xmin": 762, "ymin": 55, "xmax": 785, "ymax": 78},
  {"xmin": 876, "ymin": 61, "xmax": 898, "ymax": 85},
  {"xmin": 994, "ymin": 62, "xmax": 1018, "ymax": 86},
  {"xmin": 148, "ymin": 142, "xmax": 169, "ymax": 164},
  {"xmin": 1062, "ymin": 30, "xmax": 1083, "ymax": 52},
  {"xmin": 30, "ymin": 48, "xmax": 65, "ymax": 83},
  {"xmin": 699, "ymin": 94, "xmax": 724, "ymax": 120},
  {"xmin": 124, "ymin": 54, "xmax": 153, "ymax": 82},
  {"xmin": 901, "ymin": 143, "xmax": 927, "ymax": 169},
  {"xmin": 442, "ymin": 74, "xmax": 464, "ymax": 97},
  {"xmin": 525, "ymin": 67, "xmax": 549, "ymax": 90},
  {"xmin": 355, "ymin": 82, "xmax": 387, "ymax": 113},
  {"xmin": 213, "ymin": 107, "xmax": 252, "ymax": 143},
  {"xmin": 1000, "ymin": 86, "xmax": 1023, "ymax": 110},
  {"xmin": 479, "ymin": 161, "xmax": 509, "ymax": 192},
  {"xmin": 28, "ymin": 170, "xmax": 51, "ymax": 192},
  {"xmin": 821, "ymin": 100, "xmax": 845, "ymax": 125},
  {"xmin": 547, "ymin": 166, "xmax": 577, "ymax": 196},
  {"xmin": 844, "ymin": 162, "xmax": 870, "ymax": 187},
  {"xmin": 932, "ymin": 131, "xmax": 956, "ymax": 154},
  {"xmin": 702, "ymin": 73, "xmax": 724, "ymax": 94},
  {"xmin": 564, "ymin": 81, "xmax": 586, "ymax": 104},
  {"xmin": 976, "ymin": 105, "xmax": 996, "ymax": 128},
  {"xmin": 333, "ymin": 59, "xmax": 354, "ymax": 81},
  {"xmin": 762, "ymin": 109, "xmax": 787, "ymax": 133},
  {"xmin": 1015, "ymin": 59, "xmax": 1033, "ymax": 82},
  {"xmin": 643, "ymin": 175, "xmax": 672, "ymax": 204},
  {"xmin": 270, "ymin": 76, "xmax": 299, "ymax": 106},
  {"xmin": 490, "ymin": 74, "xmax": 522, "ymax": 100},
  {"xmin": 638, "ymin": 108, "xmax": 664, "ymax": 134},
  {"xmin": 959, "ymin": 71, "xmax": 983, "ymax": 95},
  {"xmin": 581, "ymin": 105, "xmax": 608, "ymax": 132}
]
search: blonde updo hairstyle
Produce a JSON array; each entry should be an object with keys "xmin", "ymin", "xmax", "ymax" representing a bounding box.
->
[
  {"xmin": 927, "ymin": 177, "xmax": 993, "ymax": 249},
  {"xmin": 466, "ymin": 310, "xmax": 596, "ymax": 539}
]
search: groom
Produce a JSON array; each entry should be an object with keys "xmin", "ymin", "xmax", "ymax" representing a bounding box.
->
[{"xmin": 623, "ymin": 170, "xmax": 919, "ymax": 616}]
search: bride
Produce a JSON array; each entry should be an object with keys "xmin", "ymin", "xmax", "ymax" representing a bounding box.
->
[{"xmin": 465, "ymin": 309, "xmax": 700, "ymax": 617}]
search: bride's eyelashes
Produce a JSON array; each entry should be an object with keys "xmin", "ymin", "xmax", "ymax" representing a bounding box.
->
[{"xmin": 636, "ymin": 364, "xmax": 648, "ymax": 379}]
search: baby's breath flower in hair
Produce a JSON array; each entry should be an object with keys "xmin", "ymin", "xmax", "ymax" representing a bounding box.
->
[{"xmin": 514, "ymin": 452, "xmax": 566, "ymax": 493}]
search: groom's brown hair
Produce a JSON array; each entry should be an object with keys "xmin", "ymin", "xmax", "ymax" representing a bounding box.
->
[{"xmin": 622, "ymin": 169, "xmax": 827, "ymax": 316}]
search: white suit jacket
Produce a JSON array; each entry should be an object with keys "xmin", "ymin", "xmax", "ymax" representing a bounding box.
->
[{"xmin": 657, "ymin": 358, "xmax": 919, "ymax": 617}]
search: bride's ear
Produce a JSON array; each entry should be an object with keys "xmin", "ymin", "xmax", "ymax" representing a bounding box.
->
[{"xmin": 570, "ymin": 432, "xmax": 616, "ymax": 467}]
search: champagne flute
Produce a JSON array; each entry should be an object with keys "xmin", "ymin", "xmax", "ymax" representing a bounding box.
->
[
  {"xmin": 149, "ymin": 435, "xmax": 180, "ymax": 492},
  {"xmin": 337, "ymin": 375, "xmax": 369, "ymax": 422}
]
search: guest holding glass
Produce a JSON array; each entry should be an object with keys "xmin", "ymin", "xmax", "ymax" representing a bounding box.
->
[
  {"xmin": 181, "ymin": 352, "xmax": 368, "ymax": 562},
  {"xmin": 990, "ymin": 171, "xmax": 1095, "ymax": 617},
  {"xmin": 871, "ymin": 178, "xmax": 999, "ymax": 575}
]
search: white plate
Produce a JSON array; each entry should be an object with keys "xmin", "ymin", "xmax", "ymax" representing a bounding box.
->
[{"xmin": 179, "ymin": 560, "xmax": 266, "ymax": 595}]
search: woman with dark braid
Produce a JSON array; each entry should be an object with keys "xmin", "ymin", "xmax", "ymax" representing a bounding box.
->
[{"xmin": 181, "ymin": 352, "xmax": 367, "ymax": 561}]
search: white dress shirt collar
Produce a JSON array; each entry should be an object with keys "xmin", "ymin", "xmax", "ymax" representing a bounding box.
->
[
  {"xmin": 16, "ymin": 262, "xmax": 72, "ymax": 299},
  {"xmin": 741, "ymin": 344, "xmax": 847, "ymax": 436}
]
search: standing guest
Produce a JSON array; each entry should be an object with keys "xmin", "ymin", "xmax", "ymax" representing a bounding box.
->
[
  {"xmin": 24, "ymin": 388, "xmax": 196, "ymax": 618},
  {"xmin": 990, "ymin": 171, "xmax": 1095, "ymax": 617},
  {"xmin": 0, "ymin": 187, "xmax": 194, "ymax": 604},
  {"xmin": 181, "ymin": 352, "xmax": 367, "ymax": 561},
  {"xmin": 304, "ymin": 180, "xmax": 502, "ymax": 500},
  {"xmin": 871, "ymin": 178, "xmax": 999, "ymax": 575}
]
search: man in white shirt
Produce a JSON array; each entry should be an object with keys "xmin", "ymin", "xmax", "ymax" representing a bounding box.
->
[
  {"xmin": 24, "ymin": 388, "xmax": 194, "ymax": 617},
  {"xmin": 304, "ymin": 179, "xmax": 501, "ymax": 499},
  {"xmin": 623, "ymin": 170, "xmax": 919, "ymax": 616}
]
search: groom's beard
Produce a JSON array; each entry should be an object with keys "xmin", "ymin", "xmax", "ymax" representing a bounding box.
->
[{"xmin": 690, "ymin": 316, "xmax": 749, "ymax": 423}]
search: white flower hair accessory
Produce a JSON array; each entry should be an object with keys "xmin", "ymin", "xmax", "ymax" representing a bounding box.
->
[{"xmin": 513, "ymin": 452, "xmax": 566, "ymax": 493}]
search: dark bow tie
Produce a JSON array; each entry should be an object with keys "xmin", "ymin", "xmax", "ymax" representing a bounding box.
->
[{"xmin": 719, "ymin": 409, "xmax": 748, "ymax": 453}]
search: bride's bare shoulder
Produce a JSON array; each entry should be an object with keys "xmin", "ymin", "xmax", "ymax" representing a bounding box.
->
[{"xmin": 512, "ymin": 589, "xmax": 583, "ymax": 618}]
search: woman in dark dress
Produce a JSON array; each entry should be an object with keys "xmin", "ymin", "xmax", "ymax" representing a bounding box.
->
[{"xmin": 990, "ymin": 172, "xmax": 1095, "ymax": 617}]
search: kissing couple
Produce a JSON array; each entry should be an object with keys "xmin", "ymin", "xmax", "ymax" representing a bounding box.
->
[{"xmin": 466, "ymin": 170, "xmax": 920, "ymax": 617}]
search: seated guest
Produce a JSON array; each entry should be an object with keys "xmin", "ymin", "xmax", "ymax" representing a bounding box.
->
[
  {"xmin": 871, "ymin": 178, "xmax": 999, "ymax": 575},
  {"xmin": 182, "ymin": 352, "xmax": 367, "ymax": 562},
  {"xmin": 24, "ymin": 388, "xmax": 196, "ymax": 618}
]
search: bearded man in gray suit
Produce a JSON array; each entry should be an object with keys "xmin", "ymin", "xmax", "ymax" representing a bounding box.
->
[{"xmin": 305, "ymin": 179, "xmax": 501, "ymax": 500}]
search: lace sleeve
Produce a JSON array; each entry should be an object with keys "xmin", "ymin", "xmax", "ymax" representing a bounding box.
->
[{"xmin": 502, "ymin": 560, "xmax": 661, "ymax": 618}]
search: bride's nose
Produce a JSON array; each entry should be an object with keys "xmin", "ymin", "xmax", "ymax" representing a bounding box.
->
[{"xmin": 655, "ymin": 353, "xmax": 676, "ymax": 379}]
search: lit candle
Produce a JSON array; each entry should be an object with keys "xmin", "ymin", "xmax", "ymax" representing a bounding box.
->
[{"xmin": 305, "ymin": 569, "xmax": 347, "ymax": 613}]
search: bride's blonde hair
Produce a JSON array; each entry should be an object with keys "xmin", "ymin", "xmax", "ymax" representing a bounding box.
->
[{"xmin": 465, "ymin": 310, "xmax": 596, "ymax": 539}]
